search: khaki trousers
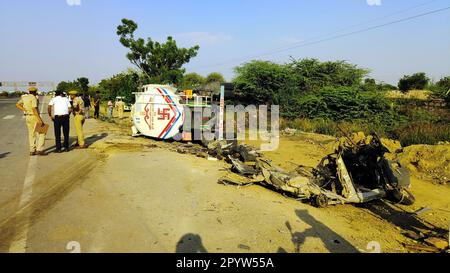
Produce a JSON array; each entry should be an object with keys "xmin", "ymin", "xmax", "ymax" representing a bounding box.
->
[
  {"xmin": 25, "ymin": 115, "xmax": 45, "ymax": 152},
  {"xmin": 74, "ymin": 114, "xmax": 85, "ymax": 146}
]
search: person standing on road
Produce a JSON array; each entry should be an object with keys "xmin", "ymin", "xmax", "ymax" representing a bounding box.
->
[
  {"xmin": 93, "ymin": 91, "xmax": 101, "ymax": 119},
  {"xmin": 108, "ymin": 100, "xmax": 114, "ymax": 119},
  {"xmin": 15, "ymin": 87, "xmax": 47, "ymax": 156},
  {"xmin": 115, "ymin": 98, "xmax": 125, "ymax": 119},
  {"xmin": 69, "ymin": 91, "xmax": 87, "ymax": 149},
  {"xmin": 83, "ymin": 94, "xmax": 91, "ymax": 119},
  {"xmin": 48, "ymin": 90, "xmax": 72, "ymax": 153}
]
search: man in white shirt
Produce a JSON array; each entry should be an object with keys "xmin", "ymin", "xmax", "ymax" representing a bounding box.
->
[{"xmin": 48, "ymin": 90, "xmax": 72, "ymax": 153}]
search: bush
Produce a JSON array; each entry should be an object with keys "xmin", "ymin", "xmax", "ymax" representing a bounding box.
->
[
  {"xmin": 394, "ymin": 122, "xmax": 450, "ymax": 146},
  {"xmin": 398, "ymin": 73, "xmax": 430, "ymax": 92},
  {"xmin": 430, "ymin": 76, "xmax": 450, "ymax": 102},
  {"xmin": 288, "ymin": 58, "xmax": 368, "ymax": 93},
  {"xmin": 292, "ymin": 86, "xmax": 394, "ymax": 123},
  {"xmin": 233, "ymin": 60, "xmax": 296, "ymax": 105}
]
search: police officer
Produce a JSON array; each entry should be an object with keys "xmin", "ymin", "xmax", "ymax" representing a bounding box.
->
[
  {"xmin": 15, "ymin": 87, "xmax": 47, "ymax": 156},
  {"xmin": 69, "ymin": 90, "xmax": 87, "ymax": 149},
  {"xmin": 115, "ymin": 98, "xmax": 125, "ymax": 119}
]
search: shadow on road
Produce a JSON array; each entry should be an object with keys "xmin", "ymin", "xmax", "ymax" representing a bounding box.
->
[
  {"xmin": 84, "ymin": 133, "xmax": 108, "ymax": 146},
  {"xmin": 42, "ymin": 133, "xmax": 108, "ymax": 154},
  {"xmin": 0, "ymin": 152, "xmax": 10, "ymax": 159},
  {"xmin": 176, "ymin": 233, "xmax": 208, "ymax": 253},
  {"xmin": 358, "ymin": 200, "xmax": 447, "ymax": 235},
  {"xmin": 281, "ymin": 209, "xmax": 359, "ymax": 253}
]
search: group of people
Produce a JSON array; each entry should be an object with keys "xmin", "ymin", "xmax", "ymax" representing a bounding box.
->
[{"xmin": 15, "ymin": 87, "xmax": 91, "ymax": 156}]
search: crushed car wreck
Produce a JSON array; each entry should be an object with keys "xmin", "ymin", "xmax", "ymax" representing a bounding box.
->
[{"xmin": 219, "ymin": 132, "xmax": 416, "ymax": 208}]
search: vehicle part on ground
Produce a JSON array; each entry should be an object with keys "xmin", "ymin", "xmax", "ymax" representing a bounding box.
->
[{"xmin": 218, "ymin": 132, "xmax": 416, "ymax": 208}]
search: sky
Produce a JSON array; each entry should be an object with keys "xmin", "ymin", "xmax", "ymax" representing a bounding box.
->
[{"xmin": 0, "ymin": 0, "xmax": 449, "ymax": 87}]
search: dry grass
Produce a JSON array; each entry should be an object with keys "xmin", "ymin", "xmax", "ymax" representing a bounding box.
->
[{"xmin": 386, "ymin": 90, "xmax": 431, "ymax": 101}]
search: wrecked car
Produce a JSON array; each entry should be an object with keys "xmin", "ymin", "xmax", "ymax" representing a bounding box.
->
[
  {"xmin": 307, "ymin": 132, "xmax": 415, "ymax": 207},
  {"xmin": 219, "ymin": 132, "xmax": 415, "ymax": 208}
]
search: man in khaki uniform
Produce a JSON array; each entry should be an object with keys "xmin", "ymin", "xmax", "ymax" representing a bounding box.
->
[
  {"xmin": 69, "ymin": 91, "xmax": 87, "ymax": 149},
  {"xmin": 15, "ymin": 87, "xmax": 47, "ymax": 156},
  {"xmin": 115, "ymin": 98, "xmax": 125, "ymax": 119}
]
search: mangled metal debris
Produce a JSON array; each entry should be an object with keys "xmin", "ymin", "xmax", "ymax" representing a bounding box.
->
[{"xmin": 218, "ymin": 132, "xmax": 416, "ymax": 208}]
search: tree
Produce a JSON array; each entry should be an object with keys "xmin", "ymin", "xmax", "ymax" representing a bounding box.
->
[
  {"xmin": 117, "ymin": 18, "xmax": 200, "ymax": 84},
  {"xmin": 98, "ymin": 70, "xmax": 140, "ymax": 103},
  {"xmin": 361, "ymin": 78, "xmax": 378, "ymax": 92},
  {"xmin": 432, "ymin": 76, "xmax": 450, "ymax": 102},
  {"xmin": 56, "ymin": 80, "xmax": 80, "ymax": 93},
  {"xmin": 180, "ymin": 73, "xmax": 205, "ymax": 90},
  {"xmin": 398, "ymin": 72, "xmax": 430, "ymax": 92},
  {"xmin": 233, "ymin": 60, "xmax": 296, "ymax": 105},
  {"xmin": 288, "ymin": 58, "xmax": 369, "ymax": 93},
  {"xmin": 77, "ymin": 77, "xmax": 89, "ymax": 93},
  {"xmin": 205, "ymin": 72, "xmax": 225, "ymax": 84}
]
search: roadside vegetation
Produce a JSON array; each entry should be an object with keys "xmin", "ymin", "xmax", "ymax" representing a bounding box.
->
[
  {"xmin": 232, "ymin": 59, "xmax": 450, "ymax": 146},
  {"xmin": 53, "ymin": 18, "xmax": 450, "ymax": 147}
]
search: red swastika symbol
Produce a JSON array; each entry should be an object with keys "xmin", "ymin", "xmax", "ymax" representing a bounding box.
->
[{"xmin": 158, "ymin": 108, "xmax": 171, "ymax": 120}]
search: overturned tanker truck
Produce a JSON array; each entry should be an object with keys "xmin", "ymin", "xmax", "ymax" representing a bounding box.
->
[{"xmin": 131, "ymin": 84, "xmax": 220, "ymax": 141}]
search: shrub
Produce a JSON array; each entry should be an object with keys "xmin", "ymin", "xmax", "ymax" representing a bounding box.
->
[
  {"xmin": 398, "ymin": 73, "xmax": 430, "ymax": 92},
  {"xmin": 394, "ymin": 122, "xmax": 450, "ymax": 146}
]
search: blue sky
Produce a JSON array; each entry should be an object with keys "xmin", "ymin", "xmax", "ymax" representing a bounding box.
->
[{"xmin": 0, "ymin": 0, "xmax": 449, "ymax": 86}]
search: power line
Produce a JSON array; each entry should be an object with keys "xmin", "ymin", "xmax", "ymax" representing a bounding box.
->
[{"xmin": 192, "ymin": 3, "xmax": 450, "ymax": 71}]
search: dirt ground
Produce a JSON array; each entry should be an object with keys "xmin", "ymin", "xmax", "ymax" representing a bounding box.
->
[
  {"xmin": 74, "ymin": 117, "xmax": 449, "ymax": 253},
  {"xmin": 2, "ymin": 105, "xmax": 448, "ymax": 253}
]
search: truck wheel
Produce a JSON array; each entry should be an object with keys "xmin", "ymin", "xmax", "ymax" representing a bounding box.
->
[{"xmin": 312, "ymin": 194, "xmax": 329, "ymax": 208}]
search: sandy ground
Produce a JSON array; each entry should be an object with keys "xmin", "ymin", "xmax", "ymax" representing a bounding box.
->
[{"xmin": 1, "ymin": 105, "xmax": 449, "ymax": 253}]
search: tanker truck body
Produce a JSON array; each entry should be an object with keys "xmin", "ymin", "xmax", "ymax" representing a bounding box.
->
[{"xmin": 132, "ymin": 84, "xmax": 216, "ymax": 141}]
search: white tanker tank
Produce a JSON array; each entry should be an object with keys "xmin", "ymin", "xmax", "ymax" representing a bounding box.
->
[{"xmin": 131, "ymin": 84, "xmax": 217, "ymax": 141}]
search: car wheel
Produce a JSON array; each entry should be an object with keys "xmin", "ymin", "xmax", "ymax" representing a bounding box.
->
[{"xmin": 312, "ymin": 194, "xmax": 329, "ymax": 208}]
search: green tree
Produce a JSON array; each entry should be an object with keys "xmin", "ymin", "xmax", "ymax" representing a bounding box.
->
[
  {"xmin": 180, "ymin": 73, "xmax": 205, "ymax": 90},
  {"xmin": 398, "ymin": 72, "xmax": 430, "ymax": 92},
  {"xmin": 233, "ymin": 60, "xmax": 296, "ymax": 105},
  {"xmin": 56, "ymin": 81, "xmax": 80, "ymax": 93},
  {"xmin": 98, "ymin": 70, "xmax": 140, "ymax": 103},
  {"xmin": 361, "ymin": 78, "xmax": 378, "ymax": 92},
  {"xmin": 288, "ymin": 58, "xmax": 369, "ymax": 93},
  {"xmin": 205, "ymin": 72, "xmax": 225, "ymax": 84},
  {"xmin": 117, "ymin": 18, "xmax": 200, "ymax": 84},
  {"xmin": 431, "ymin": 76, "xmax": 450, "ymax": 102},
  {"xmin": 77, "ymin": 77, "xmax": 89, "ymax": 93}
]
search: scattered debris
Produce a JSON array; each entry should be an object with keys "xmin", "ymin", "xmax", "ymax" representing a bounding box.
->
[
  {"xmin": 414, "ymin": 207, "xmax": 432, "ymax": 216},
  {"xmin": 218, "ymin": 132, "xmax": 417, "ymax": 208},
  {"xmin": 424, "ymin": 237, "xmax": 449, "ymax": 251},
  {"xmin": 281, "ymin": 128, "xmax": 298, "ymax": 136},
  {"xmin": 403, "ymin": 243, "xmax": 441, "ymax": 253}
]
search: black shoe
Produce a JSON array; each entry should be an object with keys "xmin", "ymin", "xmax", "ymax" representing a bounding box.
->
[{"xmin": 55, "ymin": 150, "xmax": 62, "ymax": 154}]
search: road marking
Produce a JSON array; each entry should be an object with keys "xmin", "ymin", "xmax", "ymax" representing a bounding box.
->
[
  {"xmin": 9, "ymin": 97, "xmax": 47, "ymax": 253},
  {"xmin": 3, "ymin": 115, "xmax": 15, "ymax": 120},
  {"xmin": 8, "ymin": 156, "xmax": 37, "ymax": 253}
]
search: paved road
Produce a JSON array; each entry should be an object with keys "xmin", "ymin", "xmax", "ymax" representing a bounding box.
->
[{"xmin": 0, "ymin": 97, "xmax": 97, "ymax": 252}]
